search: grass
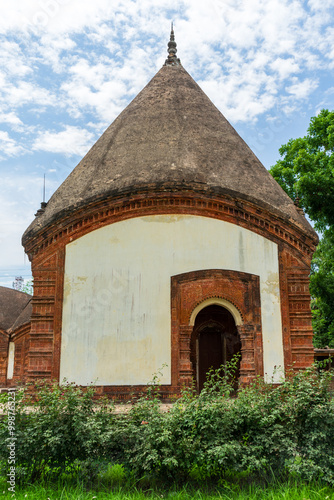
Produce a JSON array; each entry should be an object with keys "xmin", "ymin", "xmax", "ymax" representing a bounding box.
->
[{"xmin": 1, "ymin": 480, "xmax": 334, "ymax": 500}]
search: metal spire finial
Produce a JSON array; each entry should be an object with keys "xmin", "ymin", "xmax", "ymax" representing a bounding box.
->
[
  {"xmin": 35, "ymin": 173, "xmax": 48, "ymax": 217},
  {"xmin": 164, "ymin": 23, "xmax": 181, "ymax": 66},
  {"xmin": 43, "ymin": 173, "xmax": 46, "ymax": 204}
]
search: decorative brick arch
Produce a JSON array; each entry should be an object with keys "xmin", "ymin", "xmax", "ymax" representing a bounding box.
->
[
  {"xmin": 171, "ymin": 269, "xmax": 263, "ymax": 388},
  {"xmin": 189, "ymin": 297, "xmax": 243, "ymax": 327}
]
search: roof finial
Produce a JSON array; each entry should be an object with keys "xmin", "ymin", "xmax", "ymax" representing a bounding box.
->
[
  {"xmin": 164, "ymin": 22, "xmax": 181, "ymax": 66},
  {"xmin": 43, "ymin": 173, "xmax": 46, "ymax": 204},
  {"xmin": 35, "ymin": 173, "xmax": 48, "ymax": 217},
  {"xmin": 294, "ymin": 190, "xmax": 305, "ymax": 215}
]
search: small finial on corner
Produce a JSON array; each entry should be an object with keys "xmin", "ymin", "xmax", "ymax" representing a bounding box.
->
[
  {"xmin": 43, "ymin": 173, "xmax": 46, "ymax": 204},
  {"xmin": 35, "ymin": 174, "xmax": 48, "ymax": 217},
  {"xmin": 164, "ymin": 23, "xmax": 181, "ymax": 66},
  {"xmin": 294, "ymin": 195, "xmax": 300, "ymax": 208},
  {"xmin": 294, "ymin": 192, "xmax": 305, "ymax": 215}
]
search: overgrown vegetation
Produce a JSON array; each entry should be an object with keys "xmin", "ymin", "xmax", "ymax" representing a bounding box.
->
[{"xmin": 0, "ymin": 360, "xmax": 333, "ymax": 494}]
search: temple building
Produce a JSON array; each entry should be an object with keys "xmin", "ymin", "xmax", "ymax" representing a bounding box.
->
[{"xmin": 2, "ymin": 29, "xmax": 319, "ymax": 398}]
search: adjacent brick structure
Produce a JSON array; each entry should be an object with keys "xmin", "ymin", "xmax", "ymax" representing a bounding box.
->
[{"xmin": 0, "ymin": 287, "xmax": 32, "ymax": 387}]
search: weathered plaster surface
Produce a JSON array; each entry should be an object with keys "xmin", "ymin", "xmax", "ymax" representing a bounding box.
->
[{"xmin": 60, "ymin": 214, "xmax": 283, "ymax": 385}]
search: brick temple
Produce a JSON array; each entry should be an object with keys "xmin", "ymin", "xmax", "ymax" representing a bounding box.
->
[{"xmin": 0, "ymin": 28, "xmax": 318, "ymax": 398}]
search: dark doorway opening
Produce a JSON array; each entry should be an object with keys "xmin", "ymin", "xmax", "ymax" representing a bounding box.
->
[{"xmin": 190, "ymin": 304, "xmax": 241, "ymax": 392}]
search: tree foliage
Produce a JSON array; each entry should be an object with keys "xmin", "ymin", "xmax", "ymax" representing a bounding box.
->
[
  {"xmin": 310, "ymin": 230, "xmax": 334, "ymax": 347},
  {"xmin": 269, "ymin": 109, "xmax": 334, "ymax": 347}
]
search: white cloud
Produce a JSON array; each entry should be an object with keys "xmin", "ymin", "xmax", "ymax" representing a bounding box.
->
[
  {"xmin": 286, "ymin": 78, "xmax": 318, "ymax": 99},
  {"xmin": 33, "ymin": 125, "xmax": 95, "ymax": 155},
  {"xmin": 0, "ymin": 131, "xmax": 26, "ymax": 157},
  {"xmin": 0, "ymin": 78, "xmax": 56, "ymax": 111},
  {"xmin": 0, "ymin": 112, "xmax": 23, "ymax": 127},
  {"xmin": 58, "ymin": 48, "xmax": 155, "ymax": 122},
  {"xmin": 270, "ymin": 58, "xmax": 300, "ymax": 80},
  {"xmin": 0, "ymin": 40, "xmax": 32, "ymax": 77},
  {"xmin": 36, "ymin": 34, "xmax": 77, "ymax": 73},
  {"xmin": 308, "ymin": 0, "xmax": 334, "ymax": 12}
]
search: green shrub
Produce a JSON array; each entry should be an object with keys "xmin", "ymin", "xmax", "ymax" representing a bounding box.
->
[
  {"xmin": 98, "ymin": 463, "xmax": 127, "ymax": 486},
  {"xmin": 0, "ymin": 361, "xmax": 333, "ymax": 488},
  {"xmin": 120, "ymin": 360, "xmax": 334, "ymax": 484},
  {"xmin": 0, "ymin": 380, "xmax": 115, "ymax": 482}
]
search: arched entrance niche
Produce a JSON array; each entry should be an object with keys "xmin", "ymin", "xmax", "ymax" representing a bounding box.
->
[
  {"xmin": 190, "ymin": 301, "xmax": 242, "ymax": 391},
  {"xmin": 171, "ymin": 270, "xmax": 263, "ymax": 392}
]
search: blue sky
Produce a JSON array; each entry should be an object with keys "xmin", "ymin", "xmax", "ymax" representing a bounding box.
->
[{"xmin": 0, "ymin": 0, "xmax": 334, "ymax": 287}]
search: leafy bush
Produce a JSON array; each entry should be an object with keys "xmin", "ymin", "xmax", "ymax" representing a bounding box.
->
[
  {"xmin": 0, "ymin": 380, "xmax": 115, "ymax": 482},
  {"xmin": 98, "ymin": 463, "xmax": 127, "ymax": 487},
  {"xmin": 0, "ymin": 361, "xmax": 333, "ymax": 488},
  {"xmin": 120, "ymin": 361, "xmax": 334, "ymax": 485}
]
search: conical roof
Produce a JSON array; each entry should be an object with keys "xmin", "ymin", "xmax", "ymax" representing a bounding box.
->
[{"xmin": 23, "ymin": 41, "xmax": 316, "ymax": 243}]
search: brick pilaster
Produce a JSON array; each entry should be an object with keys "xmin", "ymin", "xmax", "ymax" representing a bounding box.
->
[
  {"xmin": 179, "ymin": 325, "xmax": 193, "ymax": 388},
  {"xmin": 238, "ymin": 324, "xmax": 256, "ymax": 385}
]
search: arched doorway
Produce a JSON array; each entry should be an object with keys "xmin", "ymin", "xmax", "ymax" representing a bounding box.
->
[{"xmin": 190, "ymin": 305, "xmax": 241, "ymax": 392}]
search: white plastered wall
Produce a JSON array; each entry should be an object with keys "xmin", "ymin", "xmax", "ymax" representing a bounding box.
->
[{"xmin": 60, "ymin": 214, "xmax": 284, "ymax": 385}]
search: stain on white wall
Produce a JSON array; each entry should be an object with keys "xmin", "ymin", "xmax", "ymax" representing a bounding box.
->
[{"xmin": 60, "ymin": 215, "xmax": 283, "ymax": 385}]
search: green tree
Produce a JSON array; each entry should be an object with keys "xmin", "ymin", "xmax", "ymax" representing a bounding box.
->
[
  {"xmin": 310, "ymin": 230, "xmax": 334, "ymax": 347},
  {"xmin": 22, "ymin": 279, "xmax": 33, "ymax": 295},
  {"xmin": 269, "ymin": 109, "xmax": 334, "ymax": 347}
]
